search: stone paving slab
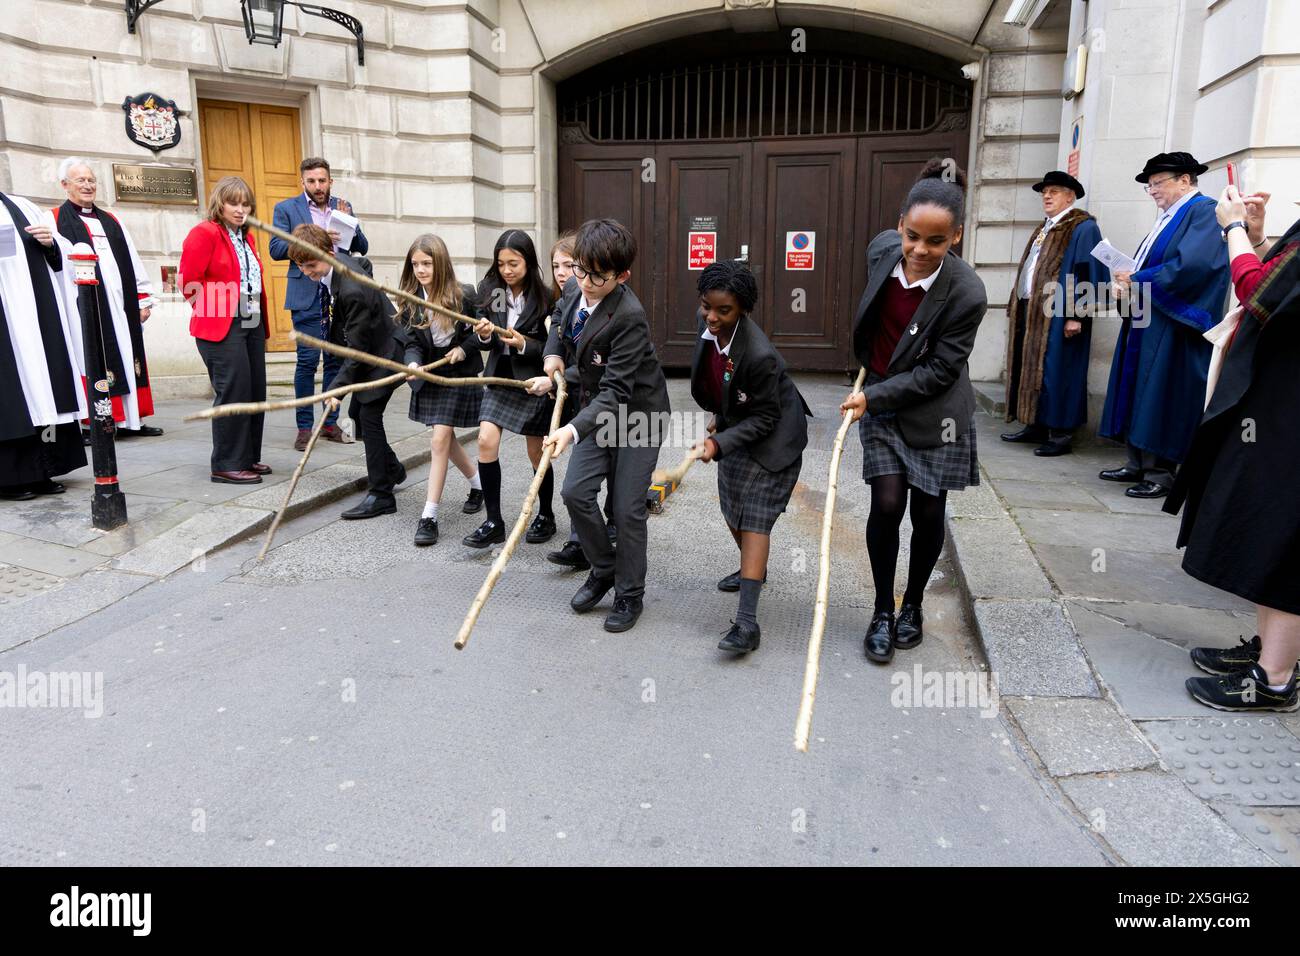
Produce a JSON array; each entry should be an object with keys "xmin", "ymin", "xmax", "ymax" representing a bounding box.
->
[
  {"xmin": 1213, "ymin": 803, "xmax": 1300, "ymax": 866},
  {"xmin": 0, "ymin": 568, "xmax": 154, "ymax": 653},
  {"xmin": 948, "ymin": 513, "xmax": 1054, "ymax": 601},
  {"xmin": 0, "ymin": 530, "xmax": 110, "ymax": 578},
  {"xmin": 112, "ymin": 505, "xmax": 274, "ymax": 578},
  {"xmin": 1060, "ymin": 771, "xmax": 1271, "ymax": 866},
  {"xmin": 1139, "ymin": 716, "xmax": 1300, "ymax": 806},
  {"xmin": 0, "ymin": 563, "xmax": 65, "ymax": 606},
  {"xmin": 988, "ymin": 478, "xmax": 1108, "ymax": 513},
  {"xmin": 1015, "ymin": 507, "xmax": 1183, "ymax": 555},
  {"xmin": 973, "ymin": 599, "xmax": 1099, "ymax": 698},
  {"xmin": 1032, "ymin": 543, "xmax": 1253, "ymax": 610},
  {"xmin": 1006, "ymin": 697, "xmax": 1157, "ymax": 777}
]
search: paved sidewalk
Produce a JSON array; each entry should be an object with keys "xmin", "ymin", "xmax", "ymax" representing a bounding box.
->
[
  {"xmin": 0, "ymin": 392, "xmax": 453, "ymax": 653},
  {"xmin": 946, "ymin": 411, "xmax": 1299, "ymax": 865}
]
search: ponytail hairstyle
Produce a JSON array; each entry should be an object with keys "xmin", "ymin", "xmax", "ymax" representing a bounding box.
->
[
  {"xmin": 900, "ymin": 157, "xmax": 968, "ymax": 231},
  {"xmin": 398, "ymin": 233, "xmax": 461, "ymax": 333},
  {"xmin": 696, "ymin": 259, "xmax": 759, "ymax": 314}
]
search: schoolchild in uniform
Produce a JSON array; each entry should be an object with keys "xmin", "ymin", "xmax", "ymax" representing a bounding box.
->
[
  {"xmin": 688, "ymin": 260, "xmax": 811, "ymax": 654},
  {"xmin": 528, "ymin": 218, "xmax": 671, "ymax": 633},
  {"xmin": 463, "ymin": 229, "xmax": 557, "ymax": 548},
  {"xmin": 395, "ymin": 233, "xmax": 484, "ymax": 546},
  {"xmin": 840, "ymin": 159, "xmax": 987, "ymax": 664}
]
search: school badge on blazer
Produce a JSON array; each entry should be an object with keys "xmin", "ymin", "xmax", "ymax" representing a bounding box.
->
[
  {"xmin": 592, "ymin": 351, "xmax": 604, "ymax": 366},
  {"xmin": 737, "ymin": 390, "xmax": 749, "ymax": 404}
]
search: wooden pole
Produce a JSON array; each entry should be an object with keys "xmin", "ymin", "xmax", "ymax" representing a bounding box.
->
[
  {"xmin": 455, "ymin": 371, "xmax": 568, "ymax": 650},
  {"xmin": 252, "ymin": 356, "xmax": 452, "ymax": 562},
  {"xmin": 185, "ymin": 355, "xmax": 452, "ymax": 421},
  {"xmin": 651, "ymin": 446, "xmax": 703, "ymax": 486},
  {"xmin": 794, "ymin": 367, "xmax": 867, "ymax": 753},
  {"xmin": 292, "ymin": 331, "xmax": 531, "ymax": 390},
  {"xmin": 245, "ymin": 215, "xmax": 488, "ymax": 331}
]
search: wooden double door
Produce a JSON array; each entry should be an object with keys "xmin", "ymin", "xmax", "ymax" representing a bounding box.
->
[
  {"xmin": 559, "ymin": 129, "xmax": 969, "ymax": 370},
  {"xmin": 197, "ymin": 99, "xmax": 303, "ymax": 351}
]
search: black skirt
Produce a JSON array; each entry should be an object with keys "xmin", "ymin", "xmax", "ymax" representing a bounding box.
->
[
  {"xmin": 1180, "ymin": 316, "xmax": 1300, "ymax": 614},
  {"xmin": 409, "ymin": 382, "xmax": 482, "ymax": 428},
  {"xmin": 0, "ymin": 421, "xmax": 86, "ymax": 486},
  {"xmin": 718, "ymin": 447, "xmax": 802, "ymax": 534},
  {"xmin": 480, "ymin": 385, "xmax": 553, "ymax": 437}
]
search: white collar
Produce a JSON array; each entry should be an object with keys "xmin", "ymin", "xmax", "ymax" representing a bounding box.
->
[
  {"xmin": 320, "ymin": 268, "xmax": 333, "ymax": 288},
  {"xmin": 891, "ymin": 257, "xmax": 943, "ymax": 291},
  {"xmin": 1046, "ymin": 205, "xmax": 1074, "ymax": 227},
  {"xmin": 1158, "ymin": 189, "xmax": 1200, "ymax": 221},
  {"xmin": 700, "ymin": 326, "xmax": 734, "ymax": 356}
]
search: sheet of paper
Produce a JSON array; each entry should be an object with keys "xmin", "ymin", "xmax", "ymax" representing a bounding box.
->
[
  {"xmin": 1091, "ymin": 238, "xmax": 1138, "ymax": 274},
  {"xmin": 0, "ymin": 223, "xmax": 16, "ymax": 259},
  {"xmin": 327, "ymin": 209, "xmax": 358, "ymax": 251}
]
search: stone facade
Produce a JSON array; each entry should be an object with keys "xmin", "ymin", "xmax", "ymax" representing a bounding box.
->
[{"xmin": 1, "ymin": 0, "xmax": 1294, "ymax": 410}]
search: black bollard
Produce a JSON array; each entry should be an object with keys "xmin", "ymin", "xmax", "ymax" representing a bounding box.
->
[{"xmin": 69, "ymin": 244, "xmax": 128, "ymax": 531}]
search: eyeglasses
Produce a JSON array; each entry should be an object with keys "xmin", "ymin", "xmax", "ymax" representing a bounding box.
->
[
  {"xmin": 571, "ymin": 264, "xmax": 612, "ymax": 287},
  {"xmin": 1144, "ymin": 175, "xmax": 1177, "ymax": 192}
]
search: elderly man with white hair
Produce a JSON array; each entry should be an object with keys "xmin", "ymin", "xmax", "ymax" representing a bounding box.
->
[{"xmin": 52, "ymin": 156, "xmax": 161, "ymax": 439}]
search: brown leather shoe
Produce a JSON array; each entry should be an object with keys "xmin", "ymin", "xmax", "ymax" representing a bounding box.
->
[
  {"xmin": 293, "ymin": 429, "xmax": 311, "ymax": 452},
  {"xmin": 321, "ymin": 424, "xmax": 346, "ymax": 443},
  {"xmin": 211, "ymin": 470, "xmax": 262, "ymax": 484},
  {"xmin": 250, "ymin": 463, "xmax": 272, "ymax": 475}
]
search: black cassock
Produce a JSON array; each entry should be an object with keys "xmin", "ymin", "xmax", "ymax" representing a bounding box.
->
[{"xmin": 0, "ymin": 193, "xmax": 86, "ymax": 488}]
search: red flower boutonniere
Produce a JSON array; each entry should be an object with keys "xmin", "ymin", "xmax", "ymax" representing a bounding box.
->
[{"xmin": 723, "ymin": 358, "xmax": 735, "ymax": 383}]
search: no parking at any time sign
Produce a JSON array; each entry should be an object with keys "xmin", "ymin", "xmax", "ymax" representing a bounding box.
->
[{"xmin": 786, "ymin": 231, "xmax": 815, "ymax": 270}]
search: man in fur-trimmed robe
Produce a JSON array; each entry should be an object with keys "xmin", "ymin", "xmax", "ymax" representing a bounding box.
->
[
  {"xmin": 1001, "ymin": 170, "xmax": 1107, "ymax": 457},
  {"xmin": 53, "ymin": 157, "xmax": 161, "ymax": 439},
  {"xmin": 0, "ymin": 191, "xmax": 87, "ymax": 500}
]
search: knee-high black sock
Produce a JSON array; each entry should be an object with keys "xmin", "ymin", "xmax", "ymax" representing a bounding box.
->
[
  {"xmin": 537, "ymin": 467, "xmax": 554, "ymax": 519},
  {"xmin": 866, "ymin": 475, "xmax": 908, "ymax": 614},
  {"xmin": 903, "ymin": 489, "xmax": 947, "ymax": 607},
  {"xmin": 480, "ymin": 459, "xmax": 502, "ymax": 523}
]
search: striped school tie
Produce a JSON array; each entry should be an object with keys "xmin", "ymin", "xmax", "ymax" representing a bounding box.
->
[{"xmin": 572, "ymin": 307, "xmax": 590, "ymax": 345}]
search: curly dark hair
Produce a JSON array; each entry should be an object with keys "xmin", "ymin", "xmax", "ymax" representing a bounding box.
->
[
  {"xmin": 696, "ymin": 259, "xmax": 758, "ymax": 313},
  {"xmin": 900, "ymin": 156, "xmax": 968, "ymax": 227}
]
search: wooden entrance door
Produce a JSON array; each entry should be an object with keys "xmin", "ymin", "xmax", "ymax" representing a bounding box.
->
[{"xmin": 197, "ymin": 99, "xmax": 303, "ymax": 351}]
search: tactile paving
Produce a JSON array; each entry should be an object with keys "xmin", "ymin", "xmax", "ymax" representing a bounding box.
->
[
  {"xmin": 1213, "ymin": 803, "xmax": 1300, "ymax": 865},
  {"xmin": 1140, "ymin": 716, "xmax": 1300, "ymax": 805},
  {"xmin": 0, "ymin": 564, "xmax": 64, "ymax": 605}
]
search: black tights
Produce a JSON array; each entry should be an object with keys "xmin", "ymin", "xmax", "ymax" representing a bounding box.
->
[{"xmin": 865, "ymin": 474, "xmax": 947, "ymax": 613}]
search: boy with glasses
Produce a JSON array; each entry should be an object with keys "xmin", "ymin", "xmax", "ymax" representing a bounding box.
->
[{"xmin": 527, "ymin": 219, "xmax": 670, "ymax": 633}]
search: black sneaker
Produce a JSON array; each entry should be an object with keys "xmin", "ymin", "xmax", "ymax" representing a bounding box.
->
[
  {"xmin": 463, "ymin": 488, "xmax": 483, "ymax": 514},
  {"xmin": 414, "ymin": 517, "xmax": 439, "ymax": 547},
  {"xmin": 1185, "ymin": 663, "xmax": 1299, "ymax": 713},
  {"xmin": 1190, "ymin": 635, "xmax": 1261, "ymax": 676},
  {"xmin": 718, "ymin": 620, "xmax": 760, "ymax": 653},
  {"xmin": 894, "ymin": 603, "xmax": 923, "ymax": 649},
  {"xmin": 604, "ymin": 596, "xmax": 643, "ymax": 633},
  {"xmin": 525, "ymin": 513, "xmax": 557, "ymax": 544},
  {"xmin": 463, "ymin": 519, "xmax": 505, "ymax": 548},
  {"xmin": 547, "ymin": 540, "xmax": 590, "ymax": 570}
]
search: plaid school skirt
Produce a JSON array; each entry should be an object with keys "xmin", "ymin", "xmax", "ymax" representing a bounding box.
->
[
  {"xmin": 480, "ymin": 384, "xmax": 554, "ymax": 437},
  {"xmin": 859, "ymin": 409, "xmax": 979, "ymax": 497},
  {"xmin": 408, "ymin": 381, "xmax": 482, "ymax": 429},
  {"xmin": 718, "ymin": 447, "xmax": 803, "ymax": 534}
]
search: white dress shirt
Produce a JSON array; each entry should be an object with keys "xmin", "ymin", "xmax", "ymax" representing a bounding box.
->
[
  {"xmin": 1134, "ymin": 189, "xmax": 1200, "ymax": 269},
  {"xmin": 1017, "ymin": 206, "xmax": 1074, "ymax": 299}
]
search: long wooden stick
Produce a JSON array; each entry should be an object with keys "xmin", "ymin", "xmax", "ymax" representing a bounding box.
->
[
  {"xmin": 245, "ymin": 214, "xmax": 487, "ymax": 331},
  {"xmin": 651, "ymin": 445, "xmax": 703, "ymax": 486},
  {"xmin": 794, "ymin": 367, "xmax": 867, "ymax": 753},
  {"xmin": 185, "ymin": 355, "xmax": 452, "ymax": 421},
  {"xmin": 455, "ymin": 371, "xmax": 568, "ymax": 650},
  {"xmin": 252, "ymin": 356, "xmax": 452, "ymax": 561},
  {"xmin": 293, "ymin": 331, "xmax": 531, "ymax": 390}
]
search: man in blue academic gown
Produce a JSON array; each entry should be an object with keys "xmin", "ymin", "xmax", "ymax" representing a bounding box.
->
[
  {"xmin": 1002, "ymin": 170, "xmax": 1108, "ymax": 456},
  {"xmin": 1098, "ymin": 152, "xmax": 1229, "ymax": 499}
]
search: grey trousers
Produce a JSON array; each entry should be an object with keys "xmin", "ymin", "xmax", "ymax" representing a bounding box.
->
[
  {"xmin": 562, "ymin": 436, "xmax": 661, "ymax": 599},
  {"xmin": 1126, "ymin": 442, "xmax": 1177, "ymax": 489}
]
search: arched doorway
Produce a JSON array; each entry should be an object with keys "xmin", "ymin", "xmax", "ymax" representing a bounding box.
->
[{"xmin": 557, "ymin": 30, "xmax": 973, "ymax": 371}]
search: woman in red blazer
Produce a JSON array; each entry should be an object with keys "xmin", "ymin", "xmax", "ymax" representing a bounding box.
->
[{"xmin": 179, "ymin": 176, "xmax": 271, "ymax": 484}]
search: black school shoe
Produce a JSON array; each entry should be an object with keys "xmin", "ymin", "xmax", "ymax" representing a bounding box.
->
[
  {"xmin": 1185, "ymin": 663, "xmax": 1299, "ymax": 713},
  {"xmin": 547, "ymin": 541, "xmax": 590, "ymax": 570},
  {"xmin": 604, "ymin": 596, "xmax": 643, "ymax": 633},
  {"xmin": 463, "ymin": 488, "xmax": 483, "ymax": 514},
  {"xmin": 894, "ymin": 603, "xmax": 923, "ymax": 649},
  {"xmin": 718, "ymin": 620, "xmax": 760, "ymax": 653},
  {"xmin": 525, "ymin": 513, "xmax": 557, "ymax": 543},
  {"xmin": 463, "ymin": 519, "xmax": 505, "ymax": 548},
  {"xmin": 341, "ymin": 494, "xmax": 397, "ymax": 520},
  {"xmin": 0, "ymin": 484, "xmax": 36, "ymax": 501},
  {"xmin": 1191, "ymin": 635, "xmax": 1261, "ymax": 676},
  {"xmin": 571, "ymin": 573, "xmax": 615, "ymax": 613},
  {"xmin": 117, "ymin": 425, "xmax": 165, "ymax": 438},
  {"xmin": 864, "ymin": 611, "xmax": 896, "ymax": 664},
  {"xmin": 717, "ymin": 570, "xmax": 767, "ymax": 592},
  {"xmin": 1126, "ymin": 480, "xmax": 1168, "ymax": 499},
  {"xmin": 414, "ymin": 517, "xmax": 439, "ymax": 546}
]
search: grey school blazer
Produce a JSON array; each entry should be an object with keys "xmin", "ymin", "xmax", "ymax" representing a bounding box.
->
[{"xmin": 851, "ymin": 230, "xmax": 988, "ymax": 448}]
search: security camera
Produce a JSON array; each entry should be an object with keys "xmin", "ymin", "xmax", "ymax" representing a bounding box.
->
[{"xmin": 961, "ymin": 62, "xmax": 981, "ymax": 82}]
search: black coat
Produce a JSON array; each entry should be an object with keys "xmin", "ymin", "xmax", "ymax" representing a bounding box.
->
[
  {"xmin": 545, "ymin": 277, "xmax": 671, "ymax": 440},
  {"xmin": 326, "ymin": 253, "xmax": 402, "ymax": 403},
  {"xmin": 689, "ymin": 313, "xmax": 810, "ymax": 472},
  {"xmin": 396, "ymin": 286, "xmax": 483, "ymax": 386},
  {"xmin": 474, "ymin": 279, "xmax": 550, "ymax": 380},
  {"xmin": 851, "ymin": 230, "xmax": 987, "ymax": 448}
]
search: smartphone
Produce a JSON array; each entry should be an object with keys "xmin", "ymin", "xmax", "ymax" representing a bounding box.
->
[{"xmin": 1226, "ymin": 162, "xmax": 1246, "ymax": 195}]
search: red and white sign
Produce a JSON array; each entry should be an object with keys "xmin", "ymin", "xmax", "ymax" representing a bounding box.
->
[
  {"xmin": 688, "ymin": 231, "xmax": 716, "ymax": 271},
  {"xmin": 785, "ymin": 231, "xmax": 815, "ymax": 270}
]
